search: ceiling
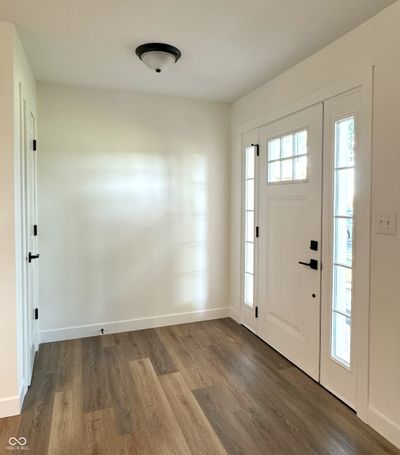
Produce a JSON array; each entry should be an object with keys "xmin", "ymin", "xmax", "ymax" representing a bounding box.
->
[{"xmin": 0, "ymin": 0, "xmax": 396, "ymax": 102}]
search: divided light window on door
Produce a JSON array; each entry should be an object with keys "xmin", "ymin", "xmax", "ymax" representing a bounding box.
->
[
  {"xmin": 244, "ymin": 145, "xmax": 256, "ymax": 308},
  {"xmin": 331, "ymin": 117, "xmax": 355, "ymax": 367},
  {"xmin": 267, "ymin": 130, "xmax": 308, "ymax": 182}
]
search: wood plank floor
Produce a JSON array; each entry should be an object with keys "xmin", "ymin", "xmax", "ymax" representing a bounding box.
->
[{"xmin": 0, "ymin": 318, "xmax": 398, "ymax": 454}]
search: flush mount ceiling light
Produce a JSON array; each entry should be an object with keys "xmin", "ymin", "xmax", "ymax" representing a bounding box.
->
[{"xmin": 135, "ymin": 43, "xmax": 181, "ymax": 73}]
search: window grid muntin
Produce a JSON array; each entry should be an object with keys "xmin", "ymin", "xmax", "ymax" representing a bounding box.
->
[
  {"xmin": 331, "ymin": 116, "xmax": 355, "ymax": 367},
  {"xmin": 267, "ymin": 129, "xmax": 308, "ymax": 183}
]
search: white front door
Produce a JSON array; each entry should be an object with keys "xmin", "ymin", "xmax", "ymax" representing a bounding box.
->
[
  {"xmin": 257, "ymin": 104, "xmax": 323, "ymax": 380},
  {"xmin": 23, "ymin": 97, "xmax": 39, "ymax": 384}
]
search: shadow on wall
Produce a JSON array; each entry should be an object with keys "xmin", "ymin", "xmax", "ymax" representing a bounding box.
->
[{"xmin": 50, "ymin": 149, "xmax": 209, "ymax": 321}]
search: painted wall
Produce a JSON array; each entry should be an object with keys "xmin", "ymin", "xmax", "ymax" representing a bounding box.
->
[
  {"xmin": 0, "ymin": 21, "xmax": 36, "ymax": 417},
  {"xmin": 0, "ymin": 21, "xmax": 19, "ymax": 418},
  {"xmin": 37, "ymin": 83, "xmax": 230, "ymax": 339},
  {"xmin": 230, "ymin": 1, "xmax": 400, "ymax": 447}
]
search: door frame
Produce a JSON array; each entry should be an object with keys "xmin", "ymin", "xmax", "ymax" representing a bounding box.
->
[{"xmin": 235, "ymin": 67, "xmax": 373, "ymax": 421}]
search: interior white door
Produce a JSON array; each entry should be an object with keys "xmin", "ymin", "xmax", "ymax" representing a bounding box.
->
[
  {"xmin": 23, "ymin": 97, "xmax": 39, "ymax": 384},
  {"xmin": 258, "ymin": 104, "xmax": 323, "ymax": 380}
]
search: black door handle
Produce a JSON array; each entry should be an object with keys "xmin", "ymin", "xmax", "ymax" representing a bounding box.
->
[
  {"xmin": 28, "ymin": 252, "xmax": 40, "ymax": 263},
  {"xmin": 298, "ymin": 259, "xmax": 318, "ymax": 270}
]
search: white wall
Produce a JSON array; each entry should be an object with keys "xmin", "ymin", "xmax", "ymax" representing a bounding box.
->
[
  {"xmin": 0, "ymin": 21, "xmax": 36, "ymax": 417},
  {"xmin": 230, "ymin": 1, "xmax": 400, "ymax": 447},
  {"xmin": 38, "ymin": 83, "xmax": 230, "ymax": 340},
  {"xmin": 0, "ymin": 21, "xmax": 19, "ymax": 418}
]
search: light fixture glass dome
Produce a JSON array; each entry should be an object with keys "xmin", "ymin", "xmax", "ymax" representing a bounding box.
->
[
  {"xmin": 140, "ymin": 51, "xmax": 176, "ymax": 73},
  {"xmin": 135, "ymin": 43, "xmax": 181, "ymax": 73}
]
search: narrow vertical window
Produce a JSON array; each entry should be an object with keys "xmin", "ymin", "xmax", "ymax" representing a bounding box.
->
[
  {"xmin": 244, "ymin": 146, "xmax": 256, "ymax": 307},
  {"xmin": 331, "ymin": 117, "xmax": 355, "ymax": 366}
]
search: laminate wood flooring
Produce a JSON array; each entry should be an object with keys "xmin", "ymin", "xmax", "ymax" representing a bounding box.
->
[{"xmin": 0, "ymin": 318, "xmax": 398, "ymax": 454}]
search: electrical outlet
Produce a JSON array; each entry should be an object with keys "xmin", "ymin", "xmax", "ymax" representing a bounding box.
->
[{"xmin": 375, "ymin": 210, "xmax": 397, "ymax": 235}]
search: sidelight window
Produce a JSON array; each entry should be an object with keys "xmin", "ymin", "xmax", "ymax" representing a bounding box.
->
[
  {"xmin": 244, "ymin": 145, "xmax": 256, "ymax": 307},
  {"xmin": 331, "ymin": 117, "xmax": 355, "ymax": 367}
]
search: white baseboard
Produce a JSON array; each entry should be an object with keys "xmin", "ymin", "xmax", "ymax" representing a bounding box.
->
[
  {"xmin": 0, "ymin": 379, "xmax": 27, "ymax": 419},
  {"xmin": 368, "ymin": 406, "xmax": 400, "ymax": 449},
  {"xmin": 0, "ymin": 395, "xmax": 21, "ymax": 419},
  {"xmin": 40, "ymin": 306, "xmax": 230, "ymax": 343},
  {"xmin": 229, "ymin": 306, "xmax": 240, "ymax": 323}
]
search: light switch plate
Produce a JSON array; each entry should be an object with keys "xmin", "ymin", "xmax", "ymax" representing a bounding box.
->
[{"xmin": 375, "ymin": 210, "xmax": 397, "ymax": 235}]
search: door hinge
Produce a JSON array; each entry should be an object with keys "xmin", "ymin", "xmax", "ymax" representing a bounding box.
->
[
  {"xmin": 256, "ymin": 226, "xmax": 259, "ymax": 238},
  {"xmin": 33, "ymin": 224, "xmax": 38, "ymax": 236},
  {"xmin": 255, "ymin": 306, "xmax": 258, "ymax": 318},
  {"xmin": 33, "ymin": 139, "xmax": 37, "ymax": 151},
  {"xmin": 34, "ymin": 308, "xmax": 39, "ymax": 320},
  {"xmin": 251, "ymin": 143, "xmax": 259, "ymax": 156}
]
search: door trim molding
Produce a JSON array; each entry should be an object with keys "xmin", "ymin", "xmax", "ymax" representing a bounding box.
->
[
  {"xmin": 235, "ymin": 67, "xmax": 373, "ymax": 133},
  {"xmin": 233, "ymin": 67, "xmax": 373, "ymax": 423}
]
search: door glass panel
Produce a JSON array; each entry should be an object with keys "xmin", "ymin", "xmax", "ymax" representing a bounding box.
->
[
  {"xmin": 243, "ymin": 145, "xmax": 256, "ymax": 308},
  {"xmin": 268, "ymin": 138, "xmax": 280, "ymax": 161},
  {"xmin": 245, "ymin": 211, "xmax": 254, "ymax": 242},
  {"xmin": 281, "ymin": 135, "xmax": 293, "ymax": 158},
  {"xmin": 331, "ymin": 116, "xmax": 355, "ymax": 367},
  {"xmin": 246, "ymin": 179, "xmax": 255, "ymax": 210},
  {"xmin": 245, "ymin": 242, "xmax": 254, "ymax": 274},
  {"xmin": 267, "ymin": 129, "xmax": 308, "ymax": 182},
  {"xmin": 334, "ymin": 218, "xmax": 353, "ymax": 267},
  {"xmin": 246, "ymin": 146, "xmax": 255, "ymax": 179},
  {"xmin": 268, "ymin": 161, "xmax": 280, "ymax": 182},
  {"xmin": 334, "ymin": 168, "xmax": 354, "ymax": 217},
  {"xmin": 295, "ymin": 130, "xmax": 307, "ymax": 156},
  {"xmin": 281, "ymin": 159, "xmax": 293, "ymax": 181},
  {"xmin": 245, "ymin": 272, "xmax": 254, "ymax": 306},
  {"xmin": 335, "ymin": 117, "xmax": 355, "ymax": 168},
  {"xmin": 294, "ymin": 156, "xmax": 307, "ymax": 180},
  {"xmin": 332, "ymin": 312, "xmax": 351, "ymax": 366},
  {"xmin": 333, "ymin": 265, "xmax": 352, "ymax": 316}
]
